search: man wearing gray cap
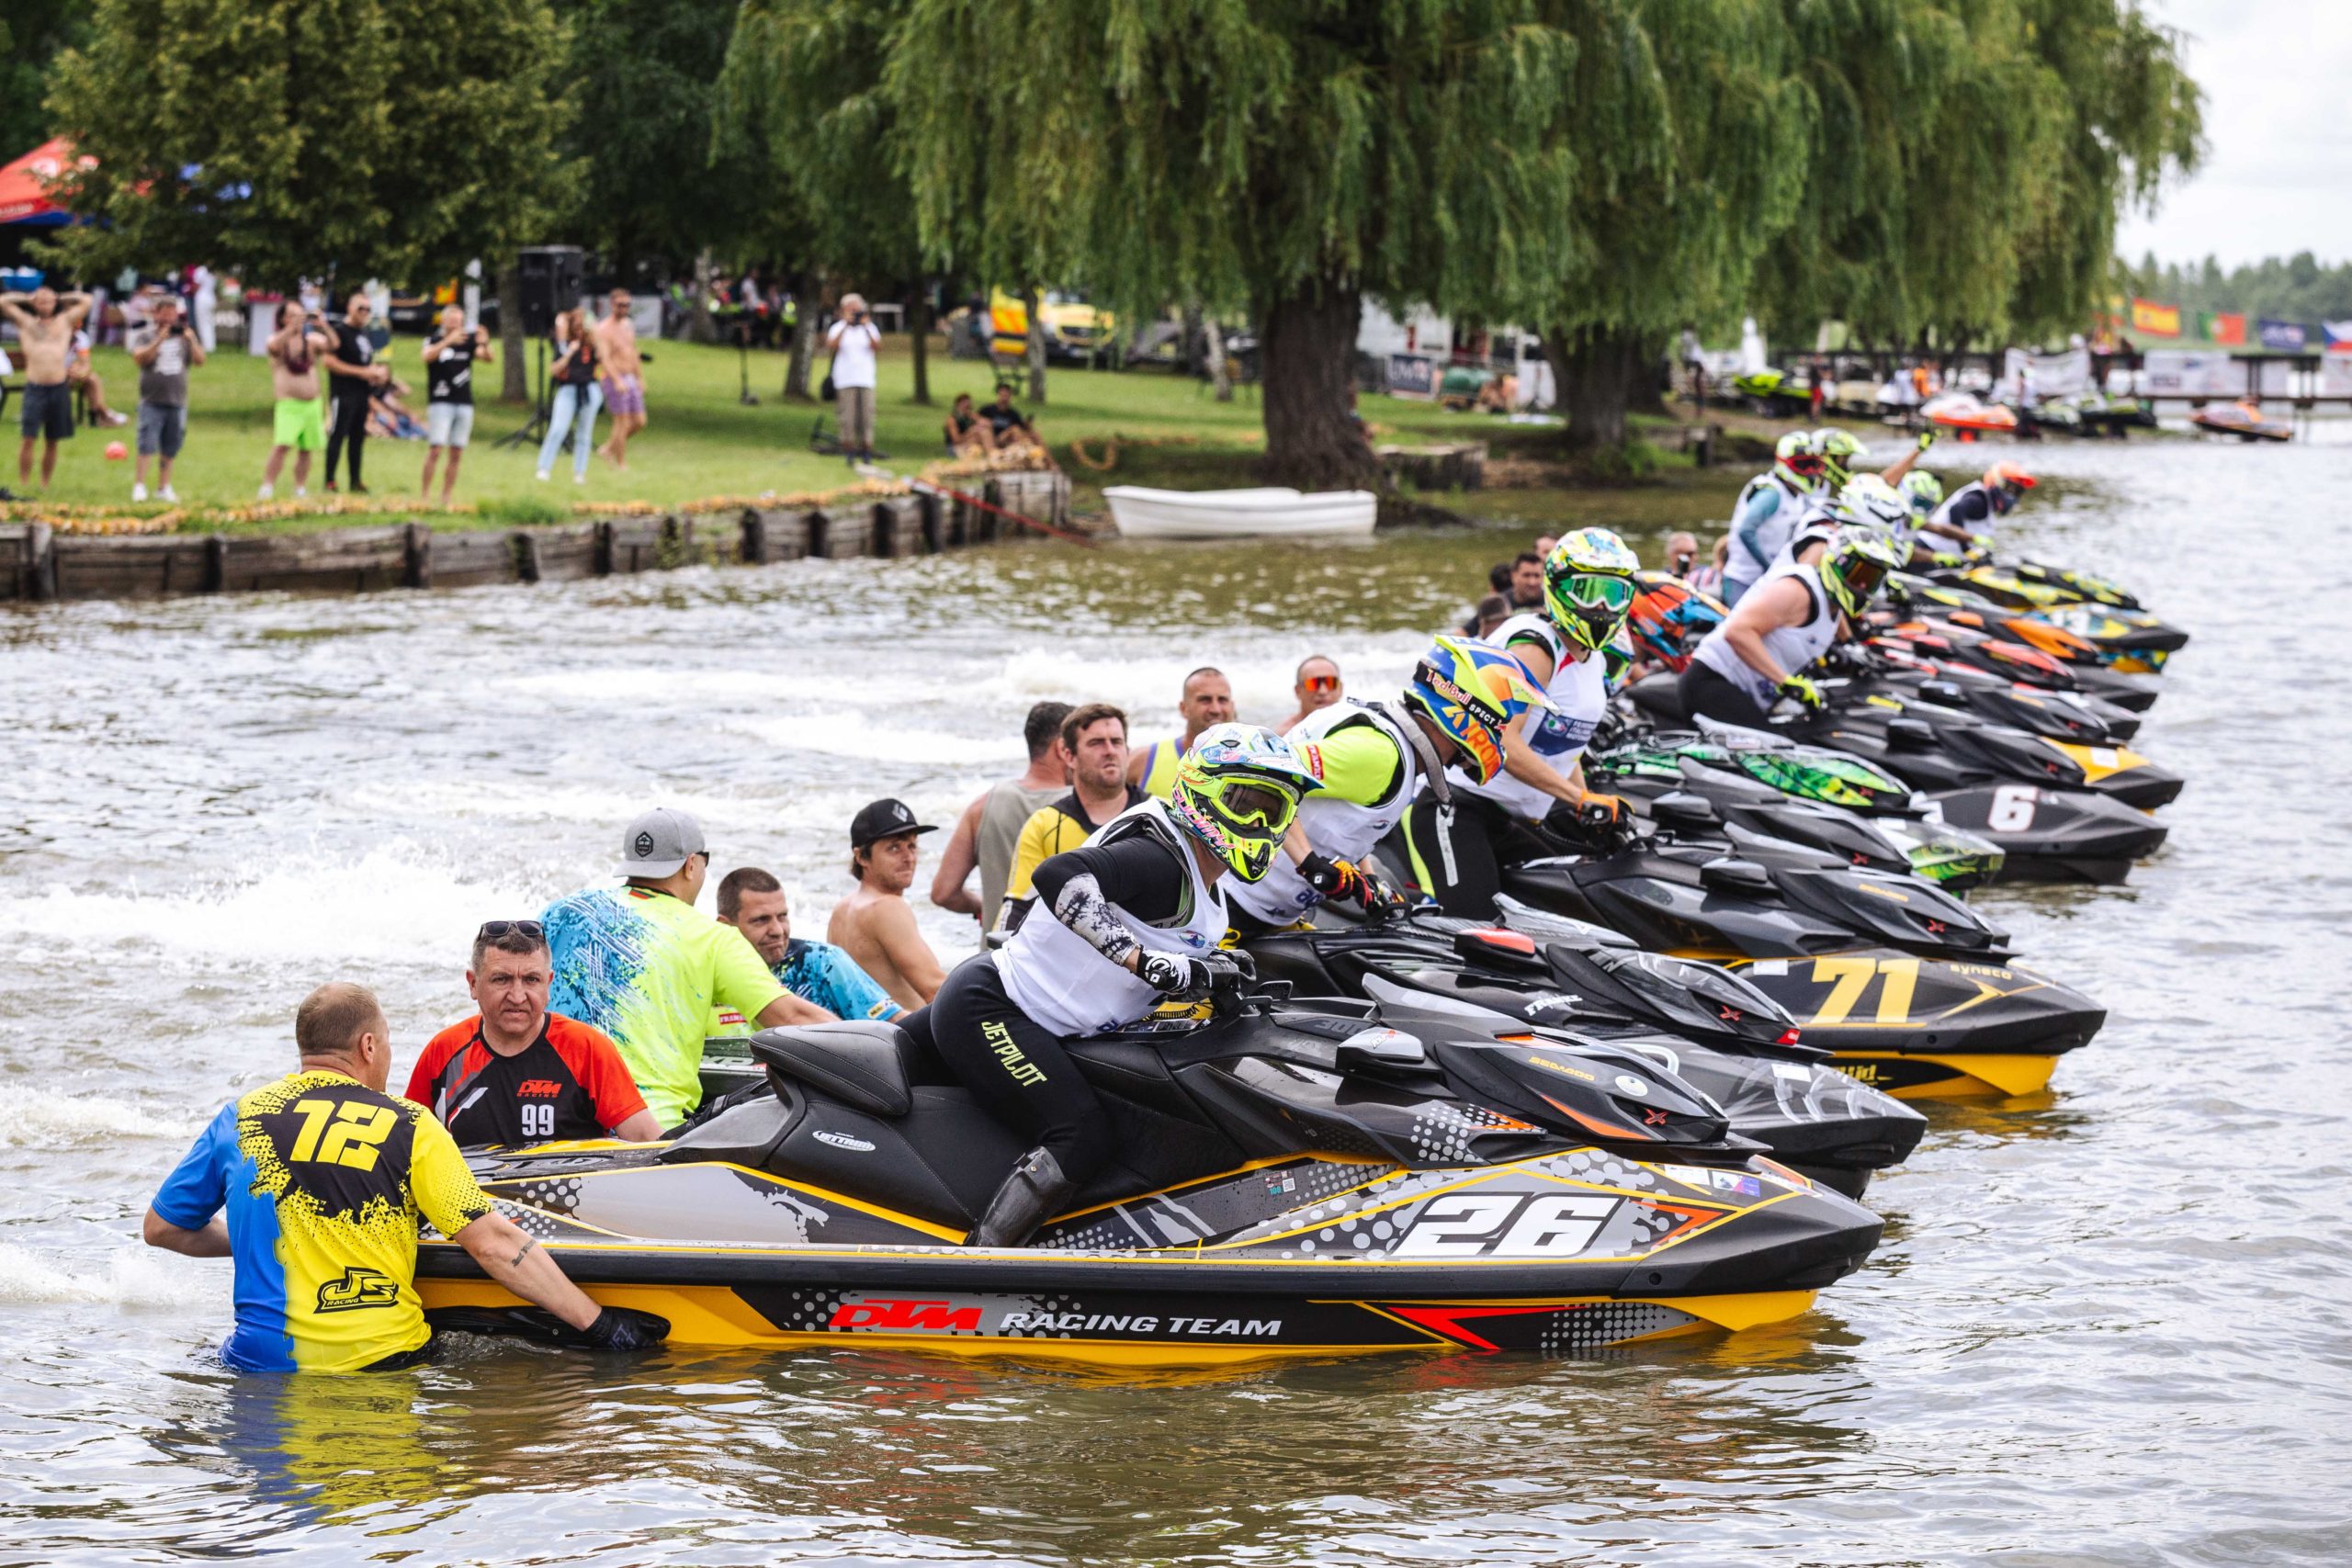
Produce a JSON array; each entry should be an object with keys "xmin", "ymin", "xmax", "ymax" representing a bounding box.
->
[{"xmin": 543, "ymin": 807, "xmax": 832, "ymax": 1127}]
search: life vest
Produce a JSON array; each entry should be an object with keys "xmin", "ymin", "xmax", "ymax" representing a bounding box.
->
[
  {"xmin": 1226, "ymin": 702, "xmax": 1421, "ymax": 923},
  {"xmin": 994, "ymin": 797, "xmax": 1226, "ymax": 1037},
  {"xmin": 1693, "ymin": 557, "xmax": 1840, "ymax": 710},
  {"xmin": 1449, "ymin": 614, "xmax": 1608, "ymax": 820}
]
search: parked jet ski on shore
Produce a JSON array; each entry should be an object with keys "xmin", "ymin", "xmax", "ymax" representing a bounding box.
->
[{"xmin": 418, "ymin": 989, "xmax": 1883, "ymax": 1364}]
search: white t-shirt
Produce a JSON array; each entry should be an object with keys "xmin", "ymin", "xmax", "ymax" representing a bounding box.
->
[{"xmin": 826, "ymin": 320, "xmax": 880, "ymax": 390}]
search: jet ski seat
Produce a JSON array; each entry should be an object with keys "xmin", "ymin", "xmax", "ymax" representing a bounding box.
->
[
  {"xmin": 751, "ymin": 1021, "xmax": 921, "ymax": 1117},
  {"xmin": 1624, "ymin": 671, "xmax": 1686, "ymax": 723}
]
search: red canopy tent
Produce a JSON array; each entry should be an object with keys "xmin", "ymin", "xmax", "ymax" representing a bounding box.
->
[{"xmin": 0, "ymin": 139, "xmax": 94, "ymax": 227}]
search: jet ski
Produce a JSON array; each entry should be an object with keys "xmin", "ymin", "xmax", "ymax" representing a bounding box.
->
[
  {"xmin": 1598, "ymin": 721, "xmax": 2165, "ymax": 886},
  {"xmin": 416, "ymin": 991, "xmax": 1883, "ymax": 1364},
  {"xmin": 1241, "ymin": 911, "xmax": 1928, "ymax": 1196},
  {"xmin": 1619, "ymin": 671, "xmax": 2182, "ymax": 812},
  {"xmin": 1829, "ymin": 647, "xmax": 2143, "ymax": 745},
  {"xmin": 1862, "ymin": 611, "xmax": 2164, "ymax": 713},
  {"xmin": 1588, "ymin": 732, "xmax": 2005, "ymax": 890},
  {"xmin": 2190, "ymin": 400, "xmax": 2292, "ymax": 442},
  {"xmin": 1921, "ymin": 391, "xmax": 2020, "ymax": 435},
  {"xmin": 1917, "ymin": 569, "xmax": 2189, "ymax": 668},
  {"xmin": 1493, "ymin": 897, "xmax": 2103, "ymax": 1099}
]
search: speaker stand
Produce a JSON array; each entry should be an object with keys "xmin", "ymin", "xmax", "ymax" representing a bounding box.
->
[
  {"xmin": 737, "ymin": 318, "xmax": 759, "ymax": 406},
  {"xmin": 496, "ymin": 339, "xmax": 552, "ymax": 450}
]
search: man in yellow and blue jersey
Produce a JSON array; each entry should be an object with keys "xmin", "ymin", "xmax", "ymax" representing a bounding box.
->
[{"xmin": 144, "ymin": 981, "xmax": 662, "ymax": 1372}]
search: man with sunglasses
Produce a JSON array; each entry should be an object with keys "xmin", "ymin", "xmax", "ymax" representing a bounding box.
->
[
  {"xmin": 408, "ymin": 920, "xmax": 663, "ymax": 1147},
  {"xmin": 543, "ymin": 807, "xmax": 828, "ymax": 1128},
  {"xmin": 1410, "ymin": 531, "xmax": 1637, "ymax": 916},
  {"xmin": 1272, "ymin": 655, "xmax": 1344, "ymax": 735}
]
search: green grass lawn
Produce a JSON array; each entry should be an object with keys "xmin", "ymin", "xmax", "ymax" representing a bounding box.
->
[{"xmin": 12, "ymin": 333, "xmax": 1550, "ymax": 527}]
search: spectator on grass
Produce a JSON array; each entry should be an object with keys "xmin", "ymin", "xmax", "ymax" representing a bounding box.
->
[
  {"xmin": 826, "ymin": 291, "xmax": 882, "ymax": 466},
  {"xmin": 536, "ymin": 308, "xmax": 603, "ymax": 484},
  {"xmin": 259, "ymin": 301, "xmax": 334, "ymax": 501},
  {"xmin": 419, "ymin": 303, "xmax": 491, "ymax": 507},
  {"xmin": 323, "ymin": 291, "xmax": 389, "ymax": 495},
  {"xmin": 68, "ymin": 327, "xmax": 130, "ymax": 427},
  {"xmin": 944, "ymin": 391, "xmax": 992, "ymax": 457},
  {"xmin": 128, "ymin": 293, "xmax": 205, "ymax": 503},
  {"xmin": 594, "ymin": 288, "xmax": 647, "ymax": 470},
  {"xmin": 984, "ymin": 381, "xmax": 1044, "ymax": 457}
]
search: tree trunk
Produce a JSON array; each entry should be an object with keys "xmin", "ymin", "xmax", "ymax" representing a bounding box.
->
[
  {"xmin": 497, "ymin": 265, "xmax": 526, "ymax": 403},
  {"xmin": 1181, "ymin": 302, "xmax": 1204, "ymax": 378},
  {"xmin": 784, "ymin": 269, "xmax": 819, "ymax": 400},
  {"xmin": 1259, "ymin": 274, "xmax": 1374, "ymax": 490},
  {"xmin": 1541, "ymin": 324, "xmax": 1652, "ymax": 451},
  {"xmin": 1204, "ymin": 316, "xmax": 1233, "ymax": 402},
  {"xmin": 1021, "ymin": 282, "xmax": 1047, "ymax": 404},
  {"xmin": 908, "ymin": 286, "xmax": 932, "ymax": 405},
  {"xmin": 684, "ymin": 249, "xmax": 719, "ymax": 344}
]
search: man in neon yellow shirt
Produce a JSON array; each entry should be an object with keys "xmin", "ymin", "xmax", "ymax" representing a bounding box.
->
[{"xmin": 543, "ymin": 808, "xmax": 829, "ymax": 1126}]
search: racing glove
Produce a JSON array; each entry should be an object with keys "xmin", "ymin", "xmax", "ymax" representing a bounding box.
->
[
  {"xmin": 1577, "ymin": 792, "xmax": 1625, "ymax": 828},
  {"xmin": 580, "ymin": 1306, "xmax": 669, "ymax": 1352},
  {"xmin": 1137, "ymin": 950, "xmax": 1214, "ymax": 1001},
  {"xmin": 1300, "ymin": 852, "xmax": 1371, "ymax": 908},
  {"xmin": 1928, "ymin": 550, "xmax": 1969, "ymax": 570},
  {"xmin": 1916, "ymin": 428, "xmax": 1939, "ymax": 452},
  {"xmin": 1778, "ymin": 673, "xmax": 1826, "ymax": 711}
]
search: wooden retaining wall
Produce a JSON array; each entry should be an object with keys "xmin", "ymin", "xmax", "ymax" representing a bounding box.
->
[{"xmin": 0, "ymin": 473, "xmax": 1067, "ymax": 604}]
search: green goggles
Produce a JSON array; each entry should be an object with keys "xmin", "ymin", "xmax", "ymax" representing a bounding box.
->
[
  {"xmin": 1195, "ymin": 775, "xmax": 1301, "ymax": 832},
  {"xmin": 1555, "ymin": 572, "xmax": 1636, "ymax": 615}
]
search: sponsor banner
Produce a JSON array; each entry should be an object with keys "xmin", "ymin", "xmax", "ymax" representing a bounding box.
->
[
  {"xmin": 2321, "ymin": 355, "xmax": 2352, "ymax": 398},
  {"xmin": 1385, "ymin": 354, "xmax": 1438, "ymax": 398},
  {"xmin": 2199, "ymin": 311, "xmax": 2246, "ymax": 346},
  {"xmin": 2138, "ymin": 350, "xmax": 2243, "ymax": 399},
  {"xmin": 2129, "ymin": 297, "xmax": 2181, "ymax": 337},
  {"xmin": 2001, "ymin": 346, "xmax": 2092, "ymax": 399},
  {"xmin": 2256, "ymin": 318, "xmax": 2317, "ymax": 353}
]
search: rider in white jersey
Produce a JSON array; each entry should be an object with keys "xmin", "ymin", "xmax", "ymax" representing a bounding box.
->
[
  {"xmin": 1722, "ymin": 431, "xmax": 1826, "ymax": 606},
  {"xmin": 1681, "ymin": 529, "xmax": 1907, "ymax": 729},
  {"xmin": 922, "ymin": 724, "xmax": 1320, "ymax": 1247},
  {"xmin": 1402, "ymin": 529, "xmax": 1641, "ymax": 918},
  {"xmin": 1226, "ymin": 638, "xmax": 1549, "ymax": 931}
]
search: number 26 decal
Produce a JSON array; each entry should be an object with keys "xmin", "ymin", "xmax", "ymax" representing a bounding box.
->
[{"xmin": 1392, "ymin": 1192, "xmax": 1621, "ymax": 1258}]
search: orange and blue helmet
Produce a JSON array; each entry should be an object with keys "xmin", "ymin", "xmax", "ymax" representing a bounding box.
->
[
  {"xmin": 1624, "ymin": 571, "xmax": 1725, "ymax": 673},
  {"xmin": 1402, "ymin": 635, "xmax": 1554, "ymax": 784}
]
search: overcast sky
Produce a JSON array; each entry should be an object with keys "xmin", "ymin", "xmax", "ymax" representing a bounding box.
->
[{"xmin": 2113, "ymin": 1, "xmax": 2352, "ymax": 267}]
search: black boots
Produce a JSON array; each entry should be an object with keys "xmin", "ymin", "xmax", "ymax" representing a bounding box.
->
[{"xmin": 967, "ymin": 1147, "xmax": 1075, "ymax": 1248}]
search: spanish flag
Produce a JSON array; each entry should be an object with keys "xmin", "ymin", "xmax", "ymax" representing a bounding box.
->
[{"xmin": 2130, "ymin": 298, "xmax": 2182, "ymax": 338}]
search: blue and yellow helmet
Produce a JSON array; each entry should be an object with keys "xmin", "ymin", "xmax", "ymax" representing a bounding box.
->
[
  {"xmin": 1401, "ymin": 635, "xmax": 1555, "ymax": 784},
  {"xmin": 1170, "ymin": 723, "xmax": 1324, "ymax": 882}
]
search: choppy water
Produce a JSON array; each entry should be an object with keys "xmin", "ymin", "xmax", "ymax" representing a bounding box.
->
[{"xmin": 3, "ymin": 434, "xmax": 2348, "ymax": 1565}]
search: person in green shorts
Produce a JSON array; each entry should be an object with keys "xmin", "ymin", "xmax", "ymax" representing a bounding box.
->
[
  {"xmin": 542, "ymin": 807, "xmax": 833, "ymax": 1127},
  {"xmin": 259, "ymin": 301, "xmax": 333, "ymax": 501}
]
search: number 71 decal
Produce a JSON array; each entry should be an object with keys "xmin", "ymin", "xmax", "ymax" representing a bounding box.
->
[{"xmin": 1808, "ymin": 955, "xmax": 1919, "ymax": 1024}]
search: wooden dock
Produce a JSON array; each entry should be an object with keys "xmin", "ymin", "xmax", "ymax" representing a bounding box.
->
[{"xmin": 0, "ymin": 471, "xmax": 1069, "ymax": 604}]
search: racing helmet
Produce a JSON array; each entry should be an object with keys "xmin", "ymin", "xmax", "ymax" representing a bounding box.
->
[
  {"xmin": 1843, "ymin": 473, "xmax": 1911, "ymax": 533},
  {"xmin": 1400, "ymin": 635, "xmax": 1554, "ymax": 786},
  {"xmin": 1625, "ymin": 571, "xmax": 1725, "ymax": 673},
  {"xmin": 1899, "ymin": 469, "xmax": 1945, "ymax": 517},
  {"xmin": 1773, "ymin": 430, "xmax": 1826, "ymax": 487},
  {"xmin": 1543, "ymin": 527, "xmax": 1643, "ymax": 655},
  {"xmin": 1818, "ymin": 528, "xmax": 1909, "ymax": 618},
  {"xmin": 1169, "ymin": 723, "xmax": 1324, "ymax": 883},
  {"xmin": 1984, "ymin": 461, "xmax": 2037, "ymax": 513},
  {"xmin": 1814, "ymin": 427, "xmax": 1866, "ymax": 489}
]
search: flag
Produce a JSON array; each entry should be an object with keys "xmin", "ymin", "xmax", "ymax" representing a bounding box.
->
[
  {"xmin": 2200, "ymin": 311, "xmax": 2246, "ymax": 346},
  {"xmin": 2257, "ymin": 319, "xmax": 2314, "ymax": 352},
  {"xmin": 2129, "ymin": 298, "xmax": 2181, "ymax": 337},
  {"xmin": 2324, "ymin": 321, "xmax": 2352, "ymax": 350}
]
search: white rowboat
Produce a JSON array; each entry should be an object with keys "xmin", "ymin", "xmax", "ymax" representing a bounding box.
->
[{"xmin": 1102, "ymin": 485, "xmax": 1378, "ymax": 541}]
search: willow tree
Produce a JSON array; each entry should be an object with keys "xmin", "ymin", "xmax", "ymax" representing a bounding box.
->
[
  {"xmin": 1534, "ymin": 0, "xmax": 1814, "ymax": 448},
  {"xmin": 720, "ymin": 0, "xmax": 931, "ymax": 401},
  {"xmin": 890, "ymin": 1, "xmax": 1583, "ymax": 488}
]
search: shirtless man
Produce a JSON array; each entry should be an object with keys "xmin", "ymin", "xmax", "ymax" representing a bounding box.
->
[
  {"xmin": 828, "ymin": 798, "xmax": 947, "ymax": 1011},
  {"xmin": 1, "ymin": 286, "xmax": 95, "ymax": 491},
  {"xmin": 259, "ymin": 302, "xmax": 334, "ymax": 500},
  {"xmin": 593, "ymin": 288, "xmax": 646, "ymax": 468}
]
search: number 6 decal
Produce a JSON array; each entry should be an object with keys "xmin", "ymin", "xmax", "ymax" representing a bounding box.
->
[{"xmin": 1989, "ymin": 784, "xmax": 2038, "ymax": 832}]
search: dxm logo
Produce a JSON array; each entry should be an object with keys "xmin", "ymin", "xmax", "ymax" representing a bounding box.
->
[{"xmin": 828, "ymin": 1296, "xmax": 984, "ymax": 1334}]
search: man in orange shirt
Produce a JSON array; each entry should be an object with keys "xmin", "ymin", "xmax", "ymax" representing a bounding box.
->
[{"xmin": 407, "ymin": 920, "xmax": 663, "ymax": 1146}]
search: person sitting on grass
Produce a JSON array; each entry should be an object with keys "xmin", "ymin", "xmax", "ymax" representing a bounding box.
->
[
  {"xmin": 984, "ymin": 382, "xmax": 1045, "ymax": 457},
  {"xmin": 68, "ymin": 329, "xmax": 131, "ymax": 428},
  {"xmin": 368, "ymin": 379, "xmax": 426, "ymax": 441},
  {"xmin": 944, "ymin": 391, "xmax": 993, "ymax": 457}
]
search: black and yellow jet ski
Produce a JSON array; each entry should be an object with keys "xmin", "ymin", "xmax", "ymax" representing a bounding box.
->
[{"xmin": 418, "ymin": 990, "xmax": 1883, "ymax": 1366}]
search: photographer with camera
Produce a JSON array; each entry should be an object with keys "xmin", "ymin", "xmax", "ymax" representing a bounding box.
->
[
  {"xmin": 419, "ymin": 303, "xmax": 492, "ymax": 506},
  {"xmin": 127, "ymin": 290, "xmax": 206, "ymax": 502},
  {"xmin": 323, "ymin": 291, "xmax": 390, "ymax": 494},
  {"xmin": 824, "ymin": 290, "xmax": 882, "ymax": 465}
]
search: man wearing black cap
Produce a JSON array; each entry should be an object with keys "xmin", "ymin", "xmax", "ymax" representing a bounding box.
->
[{"xmin": 828, "ymin": 798, "xmax": 947, "ymax": 1011}]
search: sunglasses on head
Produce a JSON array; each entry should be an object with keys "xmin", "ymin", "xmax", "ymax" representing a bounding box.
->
[
  {"xmin": 1303, "ymin": 673, "xmax": 1340, "ymax": 695},
  {"xmin": 477, "ymin": 919, "xmax": 545, "ymax": 942}
]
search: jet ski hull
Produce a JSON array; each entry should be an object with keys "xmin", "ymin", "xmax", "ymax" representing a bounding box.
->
[{"xmin": 418, "ymin": 1149, "xmax": 1879, "ymax": 1364}]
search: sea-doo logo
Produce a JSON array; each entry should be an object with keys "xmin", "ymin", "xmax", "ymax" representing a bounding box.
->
[
  {"xmin": 813, "ymin": 1130, "xmax": 876, "ymax": 1151},
  {"xmin": 830, "ymin": 1297, "xmax": 982, "ymax": 1333},
  {"xmin": 315, "ymin": 1266, "xmax": 401, "ymax": 1314}
]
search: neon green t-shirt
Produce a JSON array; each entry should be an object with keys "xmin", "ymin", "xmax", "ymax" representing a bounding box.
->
[
  {"xmin": 543, "ymin": 886, "xmax": 788, "ymax": 1125},
  {"xmin": 1310, "ymin": 723, "xmax": 1407, "ymax": 807}
]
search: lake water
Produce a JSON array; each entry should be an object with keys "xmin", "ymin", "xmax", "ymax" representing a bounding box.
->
[{"xmin": 2, "ymin": 433, "xmax": 2346, "ymax": 1564}]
